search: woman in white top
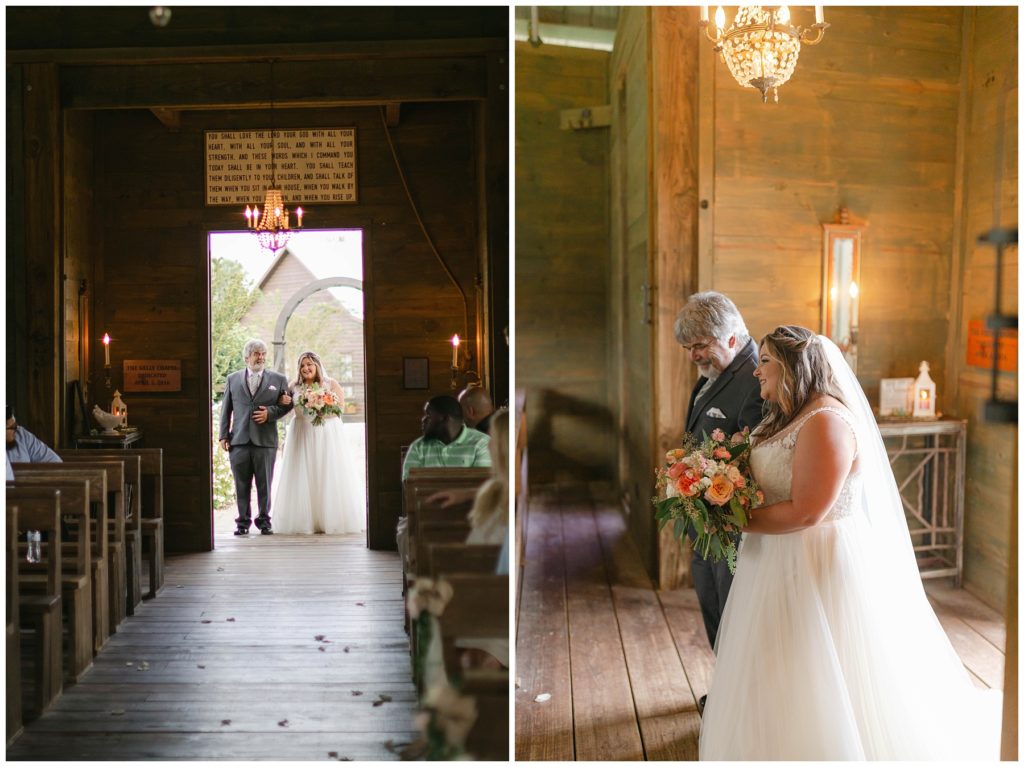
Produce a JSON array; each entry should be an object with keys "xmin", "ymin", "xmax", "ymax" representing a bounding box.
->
[
  {"xmin": 271, "ymin": 351, "xmax": 364, "ymax": 534},
  {"xmin": 699, "ymin": 326, "xmax": 999, "ymax": 761}
]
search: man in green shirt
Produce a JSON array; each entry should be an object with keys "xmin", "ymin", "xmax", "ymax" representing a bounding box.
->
[{"xmin": 401, "ymin": 395, "xmax": 491, "ymax": 480}]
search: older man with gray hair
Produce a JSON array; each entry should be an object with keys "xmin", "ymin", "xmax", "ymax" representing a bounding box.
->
[
  {"xmin": 674, "ymin": 292, "xmax": 763, "ymax": 708},
  {"xmin": 219, "ymin": 339, "xmax": 293, "ymax": 535}
]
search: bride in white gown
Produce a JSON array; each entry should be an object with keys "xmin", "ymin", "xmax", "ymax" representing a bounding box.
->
[
  {"xmin": 699, "ymin": 326, "xmax": 1000, "ymax": 761},
  {"xmin": 271, "ymin": 351, "xmax": 365, "ymax": 534}
]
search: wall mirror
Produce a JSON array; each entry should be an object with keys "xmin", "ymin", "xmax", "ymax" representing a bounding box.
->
[{"xmin": 821, "ymin": 207, "xmax": 866, "ymax": 371}]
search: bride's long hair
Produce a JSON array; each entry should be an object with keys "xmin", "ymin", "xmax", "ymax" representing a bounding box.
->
[
  {"xmin": 752, "ymin": 325, "xmax": 848, "ymax": 440},
  {"xmin": 291, "ymin": 351, "xmax": 329, "ymax": 389}
]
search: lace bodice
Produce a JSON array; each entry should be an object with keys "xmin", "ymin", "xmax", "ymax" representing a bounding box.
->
[{"xmin": 750, "ymin": 406, "xmax": 861, "ymax": 523}]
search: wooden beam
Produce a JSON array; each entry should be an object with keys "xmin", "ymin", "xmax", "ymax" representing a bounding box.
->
[
  {"xmin": 150, "ymin": 108, "xmax": 181, "ymax": 132},
  {"xmin": 384, "ymin": 103, "xmax": 401, "ymax": 127},
  {"xmin": 22, "ymin": 63, "xmax": 62, "ymax": 445},
  {"xmin": 7, "ymin": 38, "xmax": 506, "ymax": 66},
  {"xmin": 60, "ymin": 57, "xmax": 489, "ymax": 110},
  {"xmin": 652, "ymin": 7, "xmax": 700, "ymax": 590}
]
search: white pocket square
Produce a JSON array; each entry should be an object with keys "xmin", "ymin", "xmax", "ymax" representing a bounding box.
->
[
  {"xmin": 269, "ymin": 385, "xmax": 277, "ymax": 391},
  {"xmin": 706, "ymin": 407, "xmax": 727, "ymax": 419}
]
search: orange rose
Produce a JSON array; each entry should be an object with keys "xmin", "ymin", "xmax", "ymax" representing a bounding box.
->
[
  {"xmin": 713, "ymin": 447, "xmax": 731, "ymax": 459},
  {"xmin": 704, "ymin": 474, "xmax": 735, "ymax": 505},
  {"xmin": 677, "ymin": 473, "xmax": 701, "ymax": 497}
]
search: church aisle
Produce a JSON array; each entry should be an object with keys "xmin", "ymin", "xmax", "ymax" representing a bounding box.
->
[
  {"xmin": 7, "ymin": 534, "xmax": 417, "ymax": 761},
  {"xmin": 515, "ymin": 484, "xmax": 1005, "ymax": 761}
]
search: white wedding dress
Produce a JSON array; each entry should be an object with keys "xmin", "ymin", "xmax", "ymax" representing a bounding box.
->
[
  {"xmin": 699, "ymin": 343, "xmax": 1001, "ymax": 761},
  {"xmin": 271, "ymin": 388, "xmax": 365, "ymax": 535}
]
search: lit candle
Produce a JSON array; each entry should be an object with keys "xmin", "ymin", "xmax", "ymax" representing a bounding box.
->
[
  {"xmin": 451, "ymin": 334, "xmax": 460, "ymax": 368},
  {"xmin": 849, "ymin": 281, "xmax": 860, "ymax": 328},
  {"xmin": 296, "ymin": 207, "xmax": 304, "ymax": 228},
  {"xmin": 700, "ymin": 4, "xmax": 709, "ymax": 23},
  {"xmin": 715, "ymin": 6, "xmax": 725, "ymax": 30},
  {"xmin": 102, "ymin": 333, "xmax": 111, "ymax": 366},
  {"xmin": 815, "ymin": 5, "xmax": 824, "ymax": 24},
  {"xmin": 245, "ymin": 205, "xmax": 252, "ymax": 228},
  {"xmin": 253, "ymin": 206, "xmax": 260, "ymax": 228}
]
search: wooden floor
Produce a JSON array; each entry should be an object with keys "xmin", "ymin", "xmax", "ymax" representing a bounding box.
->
[
  {"xmin": 8, "ymin": 529, "xmax": 417, "ymax": 761},
  {"xmin": 515, "ymin": 485, "xmax": 1007, "ymax": 761}
]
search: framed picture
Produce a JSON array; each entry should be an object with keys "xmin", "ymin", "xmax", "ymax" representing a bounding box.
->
[
  {"xmin": 879, "ymin": 377, "xmax": 914, "ymax": 417},
  {"xmin": 403, "ymin": 357, "xmax": 429, "ymax": 390}
]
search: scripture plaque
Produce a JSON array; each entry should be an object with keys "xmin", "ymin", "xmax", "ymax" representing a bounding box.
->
[{"xmin": 205, "ymin": 128, "xmax": 357, "ymax": 205}]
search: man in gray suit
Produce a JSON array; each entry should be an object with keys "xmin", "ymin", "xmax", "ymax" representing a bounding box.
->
[
  {"xmin": 219, "ymin": 339, "xmax": 293, "ymax": 535},
  {"xmin": 674, "ymin": 292, "xmax": 763, "ymax": 703}
]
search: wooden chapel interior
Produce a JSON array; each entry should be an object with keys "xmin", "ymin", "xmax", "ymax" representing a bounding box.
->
[
  {"xmin": 516, "ymin": 5, "xmax": 1016, "ymax": 757},
  {"xmin": 6, "ymin": 6, "xmax": 509, "ymax": 554}
]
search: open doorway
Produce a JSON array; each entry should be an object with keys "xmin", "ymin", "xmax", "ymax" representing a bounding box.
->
[{"xmin": 209, "ymin": 229, "xmax": 368, "ymax": 543}]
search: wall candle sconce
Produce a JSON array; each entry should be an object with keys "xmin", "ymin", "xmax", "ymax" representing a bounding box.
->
[
  {"xmin": 450, "ymin": 334, "xmax": 461, "ymax": 390},
  {"xmin": 102, "ymin": 332, "xmax": 112, "ymax": 388}
]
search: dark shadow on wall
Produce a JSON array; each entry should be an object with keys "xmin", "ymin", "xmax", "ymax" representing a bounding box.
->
[{"xmin": 528, "ymin": 387, "xmax": 615, "ymax": 495}]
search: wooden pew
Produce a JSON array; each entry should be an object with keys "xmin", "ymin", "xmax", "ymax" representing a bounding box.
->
[
  {"xmin": 427, "ymin": 543, "xmax": 502, "ymax": 580},
  {"xmin": 59, "ymin": 451, "xmax": 144, "ymax": 612},
  {"xmin": 8, "ymin": 481, "xmax": 94, "ymax": 683},
  {"xmin": 61, "ymin": 449, "xmax": 164, "ymax": 599},
  {"xmin": 436, "ymin": 573, "xmax": 509, "ymax": 760},
  {"xmin": 403, "ymin": 468, "xmax": 491, "ymax": 579},
  {"xmin": 7, "ymin": 505, "xmax": 22, "ymax": 746},
  {"xmin": 8, "ymin": 489, "xmax": 63, "ymax": 721},
  {"xmin": 11, "ymin": 465, "xmax": 111, "ymax": 653}
]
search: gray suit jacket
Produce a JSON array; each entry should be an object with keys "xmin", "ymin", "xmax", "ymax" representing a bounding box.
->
[{"xmin": 219, "ymin": 368, "xmax": 294, "ymax": 448}]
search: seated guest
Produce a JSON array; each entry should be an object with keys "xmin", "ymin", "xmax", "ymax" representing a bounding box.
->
[
  {"xmin": 6, "ymin": 406, "xmax": 61, "ymax": 480},
  {"xmin": 428, "ymin": 409, "xmax": 509, "ymax": 545},
  {"xmin": 428, "ymin": 409, "xmax": 510, "ymax": 670},
  {"xmin": 401, "ymin": 395, "xmax": 491, "ymax": 480},
  {"xmin": 457, "ymin": 385, "xmax": 496, "ymax": 434}
]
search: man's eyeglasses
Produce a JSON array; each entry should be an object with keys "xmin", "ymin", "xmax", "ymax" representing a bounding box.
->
[{"xmin": 681, "ymin": 341, "xmax": 713, "ymax": 353}]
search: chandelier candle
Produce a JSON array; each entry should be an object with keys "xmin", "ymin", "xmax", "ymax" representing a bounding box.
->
[{"xmin": 102, "ymin": 333, "xmax": 111, "ymax": 366}]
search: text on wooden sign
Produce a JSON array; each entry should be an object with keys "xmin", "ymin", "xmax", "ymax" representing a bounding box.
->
[
  {"xmin": 205, "ymin": 128, "xmax": 357, "ymax": 206},
  {"xmin": 123, "ymin": 360, "xmax": 182, "ymax": 392}
]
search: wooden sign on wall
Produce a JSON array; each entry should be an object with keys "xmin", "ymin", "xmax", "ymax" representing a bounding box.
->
[
  {"xmin": 123, "ymin": 360, "xmax": 182, "ymax": 392},
  {"xmin": 205, "ymin": 128, "xmax": 357, "ymax": 206}
]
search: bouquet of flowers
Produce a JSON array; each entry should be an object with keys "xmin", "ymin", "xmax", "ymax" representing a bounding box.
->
[
  {"xmin": 295, "ymin": 383, "xmax": 344, "ymax": 426},
  {"xmin": 652, "ymin": 427, "xmax": 764, "ymax": 574}
]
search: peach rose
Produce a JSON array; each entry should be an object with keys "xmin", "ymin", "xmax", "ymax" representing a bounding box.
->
[
  {"xmin": 677, "ymin": 473, "xmax": 701, "ymax": 497},
  {"xmin": 667, "ymin": 462, "xmax": 688, "ymax": 480},
  {"xmin": 713, "ymin": 447, "xmax": 731, "ymax": 459},
  {"xmin": 730, "ymin": 431, "xmax": 746, "ymax": 445},
  {"xmin": 726, "ymin": 465, "xmax": 745, "ymax": 488},
  {"xmin": 704, "ymin": 474, "xmax": 735, "ymax": 505},
  {"xmin": 755, "ymin": 489, "xmax": 765, "ymax": 505}
]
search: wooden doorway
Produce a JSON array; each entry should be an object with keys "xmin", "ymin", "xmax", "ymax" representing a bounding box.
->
[{"xmin": 208, "ymin": 229, "xmax": 372, "ymax": 546}]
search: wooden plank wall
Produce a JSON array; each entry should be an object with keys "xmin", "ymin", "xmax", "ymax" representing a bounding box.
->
[
  {"xmin": 91, "ymin": 101, "xmax": 482, "ymax": 553},
  {"xmin": 650, "ymin": 7, "xmax": 702, "ymax": 589},
  {"xmin": 710, "ymin": 6, "xmax": 963, "ymax": 404},
  {"xmin": 514, "ymin": 42, "xmax": 615, "ymax": 488},
  {"xmin": 609, "ymin": 8, "xmax": 658, "ymax": 573},
  {"xmin": 952, "ymin": 6, "xmax": 1018, "ymax": 611},
  {"xmin": 62, "ymin": 111, "xmax": 95, "ymax": 445}
]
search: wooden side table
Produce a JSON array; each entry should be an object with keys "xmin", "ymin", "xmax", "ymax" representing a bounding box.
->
[
  {"xmin": 877, "ymin": 418, "xmax": 966, "ymax": 586},
  {"xmin": 74, "ymin": 430, "xmax": 144, "ymax": 449}
]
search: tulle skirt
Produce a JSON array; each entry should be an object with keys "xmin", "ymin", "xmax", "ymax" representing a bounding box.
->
[
  {"xmin": 699, "ymin": 514, "xmax": 1001, "ymax": 761},
  {"xmin": 271, "ymin": 415, "xmax": 365, "ymax": 534}
]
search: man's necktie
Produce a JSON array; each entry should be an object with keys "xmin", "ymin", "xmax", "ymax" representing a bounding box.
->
[{"xmin": 248, "ymin": 373, "xmax": 260, "ymax": 396}]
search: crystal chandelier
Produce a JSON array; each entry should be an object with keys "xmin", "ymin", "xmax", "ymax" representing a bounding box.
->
[
  {"xmin": 243, "ymin": 60, "xmax": 304, "ymax": 252},
  {"xmin": 700, "ymin": 5, "xmax": 829, "ymax": 103}
]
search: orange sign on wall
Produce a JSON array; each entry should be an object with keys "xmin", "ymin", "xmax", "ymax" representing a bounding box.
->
[{"xmin": 966, "ymin": 320, "xmax": 1017, "ymax": 372}]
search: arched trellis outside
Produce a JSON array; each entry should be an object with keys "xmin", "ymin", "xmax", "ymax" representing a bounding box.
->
[{"xmin": 271, "ymin": 276, "xmax": 364, "ymax": 373}]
